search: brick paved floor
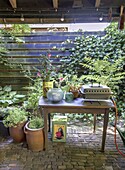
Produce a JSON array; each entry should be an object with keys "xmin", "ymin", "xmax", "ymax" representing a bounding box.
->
[{"xmin": 0, "ymin": 121, "xmax": 125, "ymax": 170}]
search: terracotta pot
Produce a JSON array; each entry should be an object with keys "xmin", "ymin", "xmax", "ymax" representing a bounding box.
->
[
  {"xmin": 71, "ymin": 90, "xmax": 79, "ymax": 99},
  {"xmin": 9, "ymin": 121, "xmax": 26, "ymax": 143},
  {"xmin": 24, "ymin": 122, "xmax": 44, "ymax": 151}
]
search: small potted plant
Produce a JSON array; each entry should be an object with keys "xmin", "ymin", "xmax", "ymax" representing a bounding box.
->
[
  {"xmin": 0, "ymin": 85, "xmax": 26, "ymax": 138},
  {"xmin": 3, "ymin": 107, "xmax": 29, "ymax": 143},
  {"xmin": 68, "ymin": 75, "xmax": 82, "ymax": 99},
  {"xmin": 24, "ymin": 116, "xmax": 44, "ymax": 151}
]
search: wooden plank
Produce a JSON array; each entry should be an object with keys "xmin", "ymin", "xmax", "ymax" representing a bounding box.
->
[
  {"xmin": 1, "ymin": 31, "xmax": 103, "ymax": 93},
  {"xmin": 53, "ymin": 0, "xmax": 58, "ymax": 9},
  {"xmin": 9, "ymin": 0, "xmax": 17, "ymax": 8},
  {"xmin": 95, "ymin": 0, "xmax": 101, "ymax": 8},
  {"xmin": 5, "ymin": 43, "xmax": 75, "ymax": 49},
  {"xmin": 2, "ymin": 32, "xmax": 83, "ymax": 36},
  {"xmin": 5, "ymin": 51, "xmax": 71, "ymax": 56},
  {"xmin": 3, "ymin": 36, "xmax": 76, "ymax": 43},
  {"xmin": 0, "ymin": 74, "xmax": 34, "ymax": 78},
  {"xmin": 0, "ymin": 80, "xmax": 29, "ymax": 85}
]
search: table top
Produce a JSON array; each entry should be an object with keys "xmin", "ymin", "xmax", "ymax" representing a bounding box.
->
[{"xmin": 39, "ymin": 97, "xmax": 115, "ymax": 109}]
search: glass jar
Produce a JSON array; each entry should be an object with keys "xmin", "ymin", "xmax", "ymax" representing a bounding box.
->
[
  {"xmin": 65, "ymin": 92, "xmax": 74, "ymax": 102},
  {"xmin": 47, "ymin": 88, "xmax": 64, "ymax": 103}
]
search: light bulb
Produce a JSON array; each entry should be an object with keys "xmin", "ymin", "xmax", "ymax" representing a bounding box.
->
[
  {"xmin": 60, "ymin": 17, "xmax": 64, "ymax": 22},
  {"xmin": 20, "ymin": 14, "xmax": 24, "ymax": 21}
]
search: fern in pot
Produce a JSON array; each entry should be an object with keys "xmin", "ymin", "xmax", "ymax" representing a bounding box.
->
[{"xmin": 24, "ymin": 116, "xmax": 45, "ymax": 151}]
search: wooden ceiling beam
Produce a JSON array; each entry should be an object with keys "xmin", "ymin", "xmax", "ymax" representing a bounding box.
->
[
  {"xmin": 120, "ymin": 5, "xmax": 124, "ymax": 16},
  {"xmin": 9, "ymin": 0, "xmax": 17, "ymax": 9},
  {"xmin": 95, "ymin": 0, "xmax": 101, "ymax": 8},
  {"xmin": 52, "ymin": 0, "xmax": 58, "ymax": 9}
]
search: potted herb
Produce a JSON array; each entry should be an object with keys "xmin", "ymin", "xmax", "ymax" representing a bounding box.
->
[
  {"xmin": 3, "ymin": 107, "xmax": 29, "ymax": 143},
  {"xmin": 68, "ymin": 75, "xmax": 82, "ymax": 99},
  {"xmin": 24, "ymin": 116, "xmax": 44, "ymax": 151},
  {"xmin": 0, "ymin": 85, "xmax": 26, "ymax": 138}
]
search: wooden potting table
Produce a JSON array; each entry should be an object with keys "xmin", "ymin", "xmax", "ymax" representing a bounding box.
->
[{"xmin": 39, "ymin": 97, "xmax": 115, "ymax": 152}]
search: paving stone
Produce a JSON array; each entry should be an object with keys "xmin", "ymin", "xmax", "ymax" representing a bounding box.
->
[
  {"xmin": 58, "ymin": 165, "xmax": 67, "ymax": 169},
  {"xmin": 0, "ymin": 123, "xmax": 125, "ymax": 170},
  {"xmin": 104, "ymin": 166, "xmax": 113, "ymax": 170}
]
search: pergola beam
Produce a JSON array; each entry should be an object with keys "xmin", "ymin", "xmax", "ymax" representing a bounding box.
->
[
  {"xmin": 120, "ymin": 5, "xmax": 124, "ymax": 16},
  {"xmin": 95, "ymin": 0, "xmax": 101, "ymax": 8},
  {"xmin": 9, "ymin": 0, "xmax": 17, "ymax": 9},
  {"xmin": 52, "ymin": 0, "xmax": 58, "ymax": 9}
]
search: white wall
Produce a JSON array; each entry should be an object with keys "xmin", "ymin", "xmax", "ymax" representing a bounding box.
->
[
  {"xmin": 29, "ymin": 23, "xmax": 110, "ymax": 32},
  {"xmin": 0, "ymin": 23, "xmax": 110, "ymax": 32}
]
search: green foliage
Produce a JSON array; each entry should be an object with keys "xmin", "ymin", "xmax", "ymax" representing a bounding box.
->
[
  {"xmin": 23, "ymin": 78, "xmax": 43, "ymax": 112},
  {"xmin": 33, "ymin": 55, "xmax": 57, "ymax": 81},
  {"xmin": 0, "ymin": 24, "xmax": 31, "ymax": 69},
  {"xmin": 60, "ymin": 23, "xmax": 125, "ymax": 118},
  {"xmin": 28, "ymin": 117, "xmax": 44, "ymax": 129},
  {"xmin": 9, "ymin": 24, "xmax": 31, "ymax": 35},
  {"xmin": 61, "ymin": 23, "xmax": 125, "ymax": 76},
  {"xmin": 3, "ymin": 107, "xmax": 28, "ymax": 127},
  {"xmin": 0, "ymin": 85, "xmax": 26, "ymax": 108},
  {"xmin": 79, "ymin": 56, "xmax": 125, "ymax": 91},
  {"xmin": 67, "ymin": 75, "xmax": 82, "ymax": 91}
]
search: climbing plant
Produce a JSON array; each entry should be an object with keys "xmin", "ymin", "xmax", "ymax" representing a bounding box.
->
[
  {"xmin": 61, "ymin": 23, "xmax": 125, "ymax": 76},
  {"xmin": 0, "ymin": 24, "xmax": 31, "ymax": 68},
  {"xmin": 61, "ymin": 22, "xmax": 125, "ymax": 117}
]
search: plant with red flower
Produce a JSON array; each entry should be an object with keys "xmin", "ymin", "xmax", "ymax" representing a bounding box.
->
[{"xmin": 34, "ymin": 54, "xmax": 56, "ymax": 81}]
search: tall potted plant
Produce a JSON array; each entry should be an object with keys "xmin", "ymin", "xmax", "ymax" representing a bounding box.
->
[
  {"xmin": 22, "ymin": 79, "xmax": 45, "ymax": 151},
  {"xmin": 3, "ymin": 107, "xmax": 29, "ymax": 143},
  {"xmin": 35, "ymin": 54, "xmax": 57, "ymax": 97},
  {"xmin": 24, "ymin": 116, "xmax": 44, "ymax": 151}
]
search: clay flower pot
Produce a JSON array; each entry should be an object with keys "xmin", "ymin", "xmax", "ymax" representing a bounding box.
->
[
  {"xmin": 24, "ymin": 121, "xmax": 44, "ymax": 151},
  {"xmin": 9, "ymin": 121, "xmax": 26, "ymax": 143}
]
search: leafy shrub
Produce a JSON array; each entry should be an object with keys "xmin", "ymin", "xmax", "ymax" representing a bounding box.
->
[
  {"xmin": 3, "ymin": 107, "xmax": 29, "ymax": 127},
  {"xmin": 28, "ymin": 117, "xmax": 44, "ymax": 129}
]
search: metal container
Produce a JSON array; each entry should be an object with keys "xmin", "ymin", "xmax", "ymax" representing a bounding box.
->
[{"xmin": 80, "ymin": 84, "xmax": 113, "ymax": 100}]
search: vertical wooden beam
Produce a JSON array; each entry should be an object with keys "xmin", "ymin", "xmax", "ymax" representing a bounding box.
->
[
  {"xmin": 118, "ymin": 5, "xmax": 124, "ymax": 30},
  {"xmin": 53, "ymin": 0, "xmax": 58, "ymax": 9},
  {"xmin": 108, "ymin": 7, "xmax": 112, "ymax": 21},
  {"xmin": 72, "ymin": 0, "xmax": 83, "ymax": 8},
  {"xmin": 9, "ymin": 0, "xmax": 17, "ymax": 9},
  {"xmin": 120, "ymin": 5, "xmax": 124, "ymax": 16},
  {"xmin": 95, "ymin": 0, "xmax": 101, "ymax": 8}
]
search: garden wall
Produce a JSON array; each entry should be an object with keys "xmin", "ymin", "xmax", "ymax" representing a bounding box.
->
[{"xmin": 0, "ymin": 31, "xmax": 104, "ymax": 93}]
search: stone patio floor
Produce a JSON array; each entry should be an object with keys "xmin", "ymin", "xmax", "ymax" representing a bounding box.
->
[{"xmin": 0, "ymin": 121, "xmax": 125, "ymax": 170}]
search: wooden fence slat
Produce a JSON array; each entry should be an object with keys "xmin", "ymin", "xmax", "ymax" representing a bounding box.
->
[
  {"xmin": 1, "ymin": 31, "xmax": 105, "ymax": 93},
  {"xmin": 5, "ymin": 43, "xmax": 75, "ymax": 49},
  {"xmin": 6, "ymin": 51, "xmax": 71, "ymax": 56}
]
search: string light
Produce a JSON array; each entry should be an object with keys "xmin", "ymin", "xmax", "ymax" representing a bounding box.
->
[
  {"xmin": 20, "ymin": 14, "xmax": 24, "ymax": 21},
  {"xmin": 60, "ymin": 14, "xmax": 64, "ymax": 22}
]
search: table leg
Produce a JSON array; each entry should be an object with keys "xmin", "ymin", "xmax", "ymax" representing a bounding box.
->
[
  {"xmin": 42, "ymin": 108, "xmax": 48, "ymax": 150},
  {"xmin": 93, "ymin": 114, "xmax": 97, "ymax": 133},
  {"xmin": 48, "ymin": 113, "xmax": 51, "ymax": 132},
  {"xmin": 101, "ymin": 109, "xmax": 109, "ymax": 152}
]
